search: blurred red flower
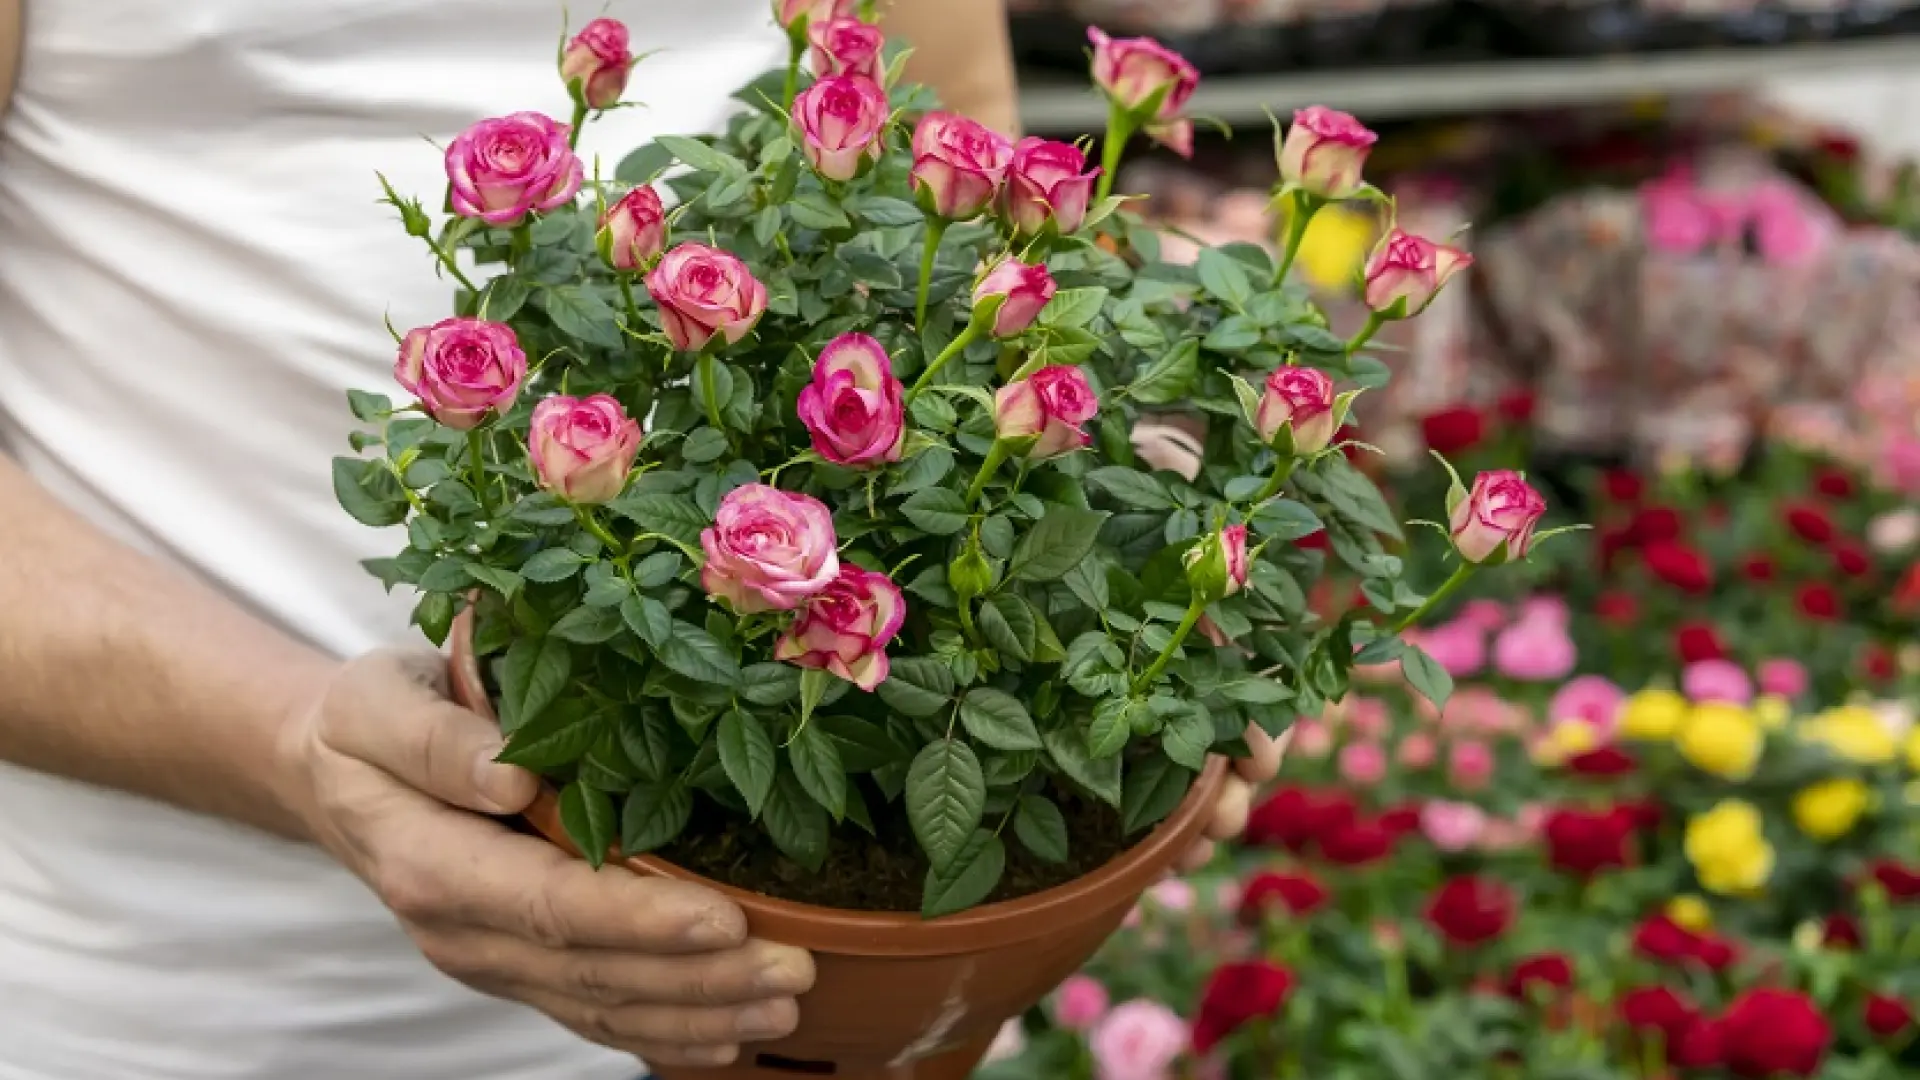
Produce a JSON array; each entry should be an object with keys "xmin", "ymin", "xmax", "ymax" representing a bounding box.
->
[
  {"xmin": 1505, "ymin": 952, "xmax": 1574, "ymax": 1001},
  {"xmin": 1644, "ymin": 541, "xmax": 1713, "ymax": 594},
  {"xmin": 1864, "ymin": 645, "xmax": 1896, "ymax": 682},
  {"xmin": 1566, "ymin": 745, "xmax": 1637, "ymax": 777},
  {"xmin": 1619, "ymin": 985, "xmax": 1697, "ymax": 1040},
  {"xmin": 1895, "ymin": 563, "xmax": 1920, "ymax": 613},
  {"xmin": 1421, "ymin": 406, "xmax": 1485, "ymax": 455},
  {"xmin": 1784, "ymin": 503, "xmax": 1836, "ymax": 545},
  {"xmin": 1628, "ymin": 505, "xmax": 1683, "ymax": 545},
  {"xmin": 1865, "ymin": 993, "xmax": 1914, "ymax": 1040},
  {"xmin": 1822, "ymin": 912, "xmax": 1862, "ymax": 950},
  {"xmin": 1191, "ymin": 960, "xmax": 1293, "ymax": 1054},
  {"xmin": 1495, "ymin": 389, "xmax": 1535, "ymax": 425},
  {"xmin": 1593, "ymin": 591, "xmax": 1639, "ymax": 628},
  {"xmin": 1238, "ymin": 871, "xmax": 1329, "ymax": 923},
  {"xmin": 1246, "ymin": 787, "xmax": 1355, "ymax": 853},
  {"xmin": 1632, "ymin": 913, "xmax": 1738, "ymax": 971},
  {"xmin": 1831, "ymin": 541, "xmax": 1871, "ymax": 577},
  {"xmin": 1812, "ymin": 466, "xmax": 1856, "ymax": 500},
  {"xmin": 1601, "ymin": 469, "xmax": 1644, "ymax": 503},
  {"xmin": 1293, "ymin": 529, "xmax": 1329, "ymax": 552},
  {"xmin": 1867, "ymin": 860, "xmax": 1920, "ymax": 901},
  {"xmin": 1377, "ymin": 803, "xmax": 1423, "ymax": 837},
  {"xmin": 1319, "ymin": 817, "xmax": 1397, "ymax": 866},
  {"xmin": 1674, "ymin": 621, "xmax": 1726, "ymax": 663},
  {"xmin": 1717, "ymin": 988, "xmax": 1831, "ymax": 1078},
  {"xmin": 1543, "ymin": 807, "xmax": 1633, "ymax": 877},
  {"xmin": 1740, "ymin": 554, "xmax": 1776, "ymax": 582},
  {"xmin": 1668, "ymin": 1017, "xmax": 1726, "ymax": 1069},
  {"xmin": 1796, "ymin": 583, "xmax": 1840, "ymax": 621},
  {"xmin": 1424, "ymin": 875, "xmax": 1515, "ymax": 947}
]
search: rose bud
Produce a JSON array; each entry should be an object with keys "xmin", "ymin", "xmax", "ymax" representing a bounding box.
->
[
  {"xmin": 793, "ymin": 74, "xmax": 889, "ymax": 183},
  {"xmin": 1002, "ymin": 137, "xmax": 1100, "ymax": 238},
  {"xmin": 994, "ymin": 365, "xmax": 1097, "ymax": 460},
  {"xmin": 644, "ymin": 242, "xmax": 768, "ymax": 353},
  {"xmin": 795, "ymin": 333, "xmax": 905, "ymax": 468},
  {"xmin": 699, "ymin": 483, "xmax": 840, "ymax": 613},
  {"xmin": 1449, "ymin": 470, "xmax": 1548, "ymax": 565},
  {"xmin": 528, "ymin": 394, "xmax": 643, "ymax": 505},
  {"xmin": 596, "ymin": 185, "xmax": 667, "ymax": 272},
  {"xmin": 1087, "ymin": 26, "xmax": 1199, "ymax": 157},
  {"xmin": 910, "ymin": 112, "xmax": 1013, "ymax": 221},
  {"xmin": 809, "ymin": 17, "xmax": 884, "ymax": 82},
  {"xmin": 393, "ymin": 317, "xmax": 527, "ymax": 430},
  {"xmin": 1363, "ymin": 228, "xmax": 1473, "ymax": 319},
  {"xmin": 1276, "ymin": 106, "xmax": 1378, "ymax": 200},
  {"xmin": 773, "ymin": 0, "xmax": 857, "ymax": 31},
  {"xmin": 559, "ymin": 18, "xmax": 633, "ymax": 111},
  {"xmin": 1255, "ymin": 366, "xmax": 1337, "ymax": 455},
  {"xmin": 774, "ymin": 565, "xmax": 907, "ymax": 691},
  {"xmin": 444, "ymin": 112, "xmax": 584, "ymax": 227},
  {"xmin": 1185, "ymin": 524, "xmax": 1250, "ymax": 603},
  {"xmin": 972, "ymin": 258, "xmax": 1056, "ymax": 339}
]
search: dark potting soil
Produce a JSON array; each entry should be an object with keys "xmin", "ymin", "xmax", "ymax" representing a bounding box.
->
[{"xmin": 655, "ymin": 784, "xmax": 1131, "ymax": 912}]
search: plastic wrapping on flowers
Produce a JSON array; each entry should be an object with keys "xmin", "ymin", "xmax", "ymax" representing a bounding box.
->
[{"xmin": 331, "ymin": 8, "xmax": 1552, "ymax": 918}]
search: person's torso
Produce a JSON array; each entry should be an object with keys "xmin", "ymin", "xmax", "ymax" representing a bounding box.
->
[{"xmin": 0, "ymin": 3, "xmax": 781, "ymax": 1077}]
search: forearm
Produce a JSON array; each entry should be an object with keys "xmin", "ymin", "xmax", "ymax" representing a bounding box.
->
[
  {"xmin": 882, "ymin": 0, "xmax": 1020, "ymax": 135},
  {"xmin": 0, "ymin": 457, "xmax": 334, "ymax": 839}
]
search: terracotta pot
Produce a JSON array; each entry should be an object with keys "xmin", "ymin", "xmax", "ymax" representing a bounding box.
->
[{"xmin": 448, "ymin": 611, "xmax": 1226, "ymax": 1080}]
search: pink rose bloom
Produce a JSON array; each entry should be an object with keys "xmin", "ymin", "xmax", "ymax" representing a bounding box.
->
[
  {"xmin": 1255, "ymin": 366, "xmax": 1337, "ymax": 454},
  {"xmin": 394, "ymin": 317, "xmax": 527, "ymax": 431},
  {"xmin": 981, "ymin": 1018, "xmax": 1026, "ymax": 1064},
  {"xmin": 1883, "ymin": 434, "xmax": 1920, "ymax": 496},
  {"xmin": 1398, "ymin": 731, "xmax": 1438, "ymax": 769},
  {"xmin": 1210, "ymin": 879, "xmax": 1244, "ymax": 915},
  {"xmin": 1515, "ymin": 802, "xmax": 1547, "ymax": 837},
  {"xmin": 795, "ymin": 333, "xmax": 905, "ymax": 468},
  {"xmin": 1746, "ymin": 181, "xmax": 1833, "ymax": 267},
  {"xmin": 1421, "ymin": 799, "xmax": 1489, "ymax": 852},
  {"xmin": 910, "ymin": 112, "xmax": 1013, "ymax": 221},
  {"xmin": 1547, "ymin": 675, "xmax": 1625, "ymax": 739},
  {"xmin": 793, "ymin": 75, "xmax": 888, "ymax": 183},
  {"xmin": 445, "ymin": 112, "xmax": 583, "ymax": 227},
  {"xmin": 808, "ymin": 17, "xmax": 884, "ymax": 82},
  {"xmin": 1756, "ymin": 657, "xmax": 1809, "ymax": 698},
  {"xmin": 1147, "ymin": 878, "xmax": 1195, "ymax": 913},
  {"xmin": 1089, "ymin": 1000, "xmax": 1189, "ymax": 1080},
  {"xmin": 644, "ymin": 242, "xmax": 769, "ymax": 353},
  {"xmin": 1363, "ymin": 228, "xmax": 1472, "ymax": 319},
  {"xmin": 1086, "ymin": 27, "xmax": 1199, "ymax": 157},
  {"xmin": 1412, "ymin": 618, "xmax": 1487, "ymax": 679},
  {"xmin": 1054, "ymin": 975, "xmax": 1112, "ymax": 1032},
  {"xmin": 1457, "ymin": 599, "xmax": 1509, "ymax": 632},
  {"xmin": 1477, "ymin": 817, "xmax": 1528, "ymax": 852},
  {"xmin": 559, "ymin": 18, "xmax": 632, "ymax": 111},
  {"xmin": 995, "ymin": 365, "xmax": 1096, "ymax": 460},
  {"xmin": 1493, "ymin": 617, "xmax": 1577, "ymax": 682},
  {"xmin": 1002, "ymin": 137, "xmax": 1100, "ymax": 238},
  {"xmin": 1447, "ymin": 738, "xmax": 1495, "ymax": 792},
  {"xmin": 1337, "ymin": 741, "xmax": 1388, "ymax": 787},
  {"xmin": 1450, "ymin": 470, "xmax": 1547, "ymax": 564},
  {"xmin": 699, "ymin": 484, "xmax": 839, "ymax": 614},
  {"xmin": 1682, "ymin": 659, "xmax": 1754, "ymax": 705},
  {"xmin": 1342, "ymin": 696, "xmax": 1391, "ymax": 740},
  {"xmin": 528, "ymin": 394, "xmax": 643, "ymax": 505},
  {"xmin": 1121, "ymin": 905, "xmax": 1143, "ymax": 930},
  {"xmin": 1277, "ymin": 106, "xmax": 1378, "ymax": 200},
  {"xmin": 1439, "ymin": 686, "xmax": 1521, "ymax": 735},
  {"xmin": 597, "ymin": 185, "xmax": 667, "ymax": 272},
  {"xmin": 1518, "ymin": 595, "xmax": 1570, "ymax": 627},
  {"xmin": 773, "ymin": 0, "xmax": 857, "ymax": 30},
  {"xmin": 1641, "ymin": 179, "xmax": 1714, "ymax": 255},
  {"xmin": 973, "ymin": 258, "xmax": 1056, "ymax": 338},
  {"xmin": 1292, "ymin": 718, "xmax": 1333, "ymax": 758},
  {"xmin": 773, "ymin": 564, "xmax": 905, "ymax": 691}
]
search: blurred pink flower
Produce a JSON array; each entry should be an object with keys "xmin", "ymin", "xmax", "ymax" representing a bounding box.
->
[
  {"xmin": 1344, "ymin": 696, "xmax": 1391, "ymax": 740},
  {"xmin": 1398, "ymin": 731, "xmax": 1438, "ymax": 769},
  {"xmin": 1457, "ymin": 599, "xmax": 1509, "ymax": 632},
  {"xmin": 1518, "ymin": 595, "xmax": 1571, "ymax": 627},
  {"xmin": 1441, "ymin": 687, "xmax": 1525, "ymax": 735},
  {"xmin": 1147, "ymin": 878, "xmax": 1195, "ymax": 913},
  {"xmin": 1292, "ymin": 719, "xmax": 1334, "ymax": 758},
  {"xmin": 1515, "ymin": 801, "xmax": 1547, "ymax": 836},
  {"xmin": 1338, "ymin": 741, "xmax": 1388, "ymax": 786},
  {"xmin": 1478, "ymin": 817, "xmax": 1529, "ymax": 851},
  {"xmin": 1448, "ymin": 739, "xmax": 1496, "ymax": 791},
  {"xmin": 1054, "ymin": 975, "xmax": 1112, "ymax": 1032},
  {"xmin": 1747, "ymin": 180, "xmax": 1833, "ymax": 267},
  {"xmin": 1682, "ymin": 659, "xmax": 1754, "ymax": 705},
  {"xmin": 1420, "ymin": 800, "xmax": 1489, "ymax": 852},
  {"xmin": 1547, "ymin": 675, "xmax": 1625, "ymax": 738},
  {"xmin": 1755, "ymin": 657, "xmax": 1809, "ymax": 699},
  {"xmin": 1122, "ymin": 905, "xmax": 1143, "ymax": 929},
  {"xmin": 1410, "ymin": 619, "xmax": 1487, "ymax": 678},
  {"xmin": 1869, "ymin": 509, "xmax": 1920, "ymax": 554},
  {"xmin": 1089, "ymin": 1000, "xmax": 1189, "ymax": 1080},
  {"xmin": 1885, "ymin": 435, "xmax": 1920, "ymax": 496},
  {"xmin": 1642, "ymin": 178, "xmax": 1714, "ymax": 254},
  {"xmin": 1492, "ymin": 616, "xmax": 1577, "ymax": 682},
  {"xmin": 1211, "ymin": 879, "xmax": 1244, "ymax": 916}
]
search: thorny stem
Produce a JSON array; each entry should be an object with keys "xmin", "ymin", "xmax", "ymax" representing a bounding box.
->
[
  {"xmin": 429, "ymin": 238, "xmax": 482, "ymax": 295},
  {"xmin": 1346, "ymin": 310, "xmax": 1386, "ymax": 356},
  {"xmin": 964, "ymin": 440, "xmax": 1012, "ymax": 507},
  {"xmin": 1250, "ymin": 457, "xmax": 1296, "ymax": 505},
  {"xmin": 1392, "ymin": 562, "xmax": 1476, "ymax": 634},
  {"xmin": 915, "ymin": 216, "xmax": 949, "ymax": 331},
  {"xmin": 1132, "ymin": 596, "xmax": 1205, "ymax": 696},
  {"xmin": 617, "ymin": 276, "xmax": 644, "ymax": 333},
  {"xmin": 1095, "ymin": 99, "xmax": 1132, "ymax": 205},
  {"xmin": 1272, "ymin": 191, "xmax": 1322, "ymax": 287},
  {"xmin": 466, "ymin": 429, "xmax": 496, "ymax": 517},
  {"xmin": 906, "ymin": 321, "xmax": 981, "ymax": 402},
  {"xmin": 574, "ymin": 506, "xmax": 625, "ymax": 561}
]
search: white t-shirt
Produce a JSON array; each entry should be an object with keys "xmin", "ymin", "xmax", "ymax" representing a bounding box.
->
[{"xmin": 0, "ymin": 3, "xmax": 782, "ymax": 1077}]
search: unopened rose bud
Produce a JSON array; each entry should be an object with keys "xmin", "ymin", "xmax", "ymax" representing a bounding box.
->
[
  {"xmin": 1087, "ymin": 27, "xmax": 1199, "ymax": 157},
  {"xmin": 1449, "ymin": 470, "xmax": 1547, "ymax": 565},
  {"xmin": 529, "ymin": 394, "xmax": 644, "ymax": 505},
  {"xmin": 1185, "ymin": 525, "xmax": 1249, "ymax": 603},
  {"xmin": 1255, "ymin": 367, "xmax": 1337, "ymax": 455},
  {"xmin": 793, "ymin": 74, "xmax": 888, "ymax": 184},
  {"xmin": 1276, "ymin": 106, "xmax": 1378, "ymax": 200},
  {"xmin": 1363, "ymin": 228, "xmax": 1473, "ymax": 320},
  {"xmin": 949, "ymin": 543, "xmax": 995, "ymax": 599},
  {"xmin": 910, "ymin": 112, "xmax": 1013, "ymax": 221},
  {"xmin": 560, "ymin": 18, "xmax": 634, "ymax": 111},
  {"xmin": 809, "ymin": 17, "xmax": 884, "ymax": 82},
  {"xmin": 994, "ymin": 365, "xmax": 1097, "ymax": 460},
  {"xmin": 773, "ymin": 0, "xmax": 857, "ymax": 31},
  {"xmin": 1002, "ymin": 137, "xmax": 1101, "ymax": 239},
  {"xmin": 596, "ymin": 186, "xmax": 666, "ymax": 272},
  {"xmin": 972, "ymin": 258, "xmax": 1055, "ymax": 339}
]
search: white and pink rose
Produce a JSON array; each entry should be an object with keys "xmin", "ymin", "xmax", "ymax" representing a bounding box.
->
[
  {"xmin": 994, "ymin": 365, "xmax": 1096, "ymax": 460},
  {"xmin": 1449, "ymin": 470, "xmax": 1547, "ymax": 564},
  {"xmin": 774, "ymin": 564, "xmax": 906, "ymax": 691},
  {"xmin": 394, "ymin": 317, "xmax": 527, "ymax": 430},
  {"xmin": 559, "ymin": 18, "xmax": 633, "ymax": 111},
  {"xmin": 910, "ymin": 112, "xmax": 1013, "ymax": 221},
  {"xmin": 645, "ymin": 242, "xmax": 769, "ymax": 353},
  {"xmin": 793, "ymin": 74, "xmax": 889, "ymax": 183},
  {"xmin": 972, "ymin": 258, "xmax": 1055, "ymax": 339},
  {"xmin": 444, "ymin": 112, "xmax": 583, "ymax": 227},
  {"xmin": 1276, "ymin": 106, "xmax": 1378, "ymax": 200},
  {"xmin": 528, "ymin": 394, "xmax": 643, "ymax": 505},
  {"xmin": 795, "ymin": 333, "xmax": 905, "ymax": 468},
  {"xmin": 700, "ymin": 484, "xmax": 840, "ymax": 614},
  {"xmin": 1002, "ymin": 137, "xmax": 1100, "ymax": 238},
  {"xmin": 1087, "ymin": 27, "xmax": 1199, "ymax": 158}
]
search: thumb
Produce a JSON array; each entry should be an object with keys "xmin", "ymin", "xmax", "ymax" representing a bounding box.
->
[{"xmin": 318, "ymin": 647, "xmax": 539, "ymax": 815}]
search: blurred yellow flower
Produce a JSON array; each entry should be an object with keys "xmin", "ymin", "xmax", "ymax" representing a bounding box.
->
[
  {"xmin": 1620, "ymin": 690, "xmax": 1689, "ymax": 742},
  {"xmin": 1665, "ymin": 894, "xmax": 1713, "ymax": 932},
  {"xmin": 1678, "ymin": 703, "xmax": 1764, "ymax": 780},
  {"xmin": 1791, "ymin": 777, "xmax": 1872, "ymax": 841},
  {"xmin": 1754, "ymin": 695, "xmax": 1791, "ymax": 731},
  {"xmin": 1287, "ymin": 203, "xmax": 1376, "ymax": 293},
  {"xmin": 1800, "ymin": 706, "xmax": 1897, "ymax": 765},
  {"xmin": 1904, "ymin": 727, "xmax": 1920, "ymax": 773},
  {"xmin": 1685, "ymin": 800, "xmax": 1775, "ymax": 896},
  {"xmin": 1534, "ymin": 721, "xmax": 1597, "ymax": 765}
]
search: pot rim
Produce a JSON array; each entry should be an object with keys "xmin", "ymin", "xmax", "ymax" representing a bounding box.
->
[{"xmin": 450, "ymin": 608, "xmax": 1228, "ymax": 956}]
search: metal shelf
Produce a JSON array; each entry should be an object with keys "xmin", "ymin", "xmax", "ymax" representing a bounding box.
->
[{"xmin": 1019, "ymin": 36, "xmax": 1920, "ymax": 131}]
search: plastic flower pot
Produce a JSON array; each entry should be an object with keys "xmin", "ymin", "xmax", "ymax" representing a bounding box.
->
[{"xmin": 449, "ymin": 610, "xmax": 1228, "ymax": 1080}]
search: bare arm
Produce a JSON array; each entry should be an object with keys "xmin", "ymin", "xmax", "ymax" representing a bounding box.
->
[{"xmin": 881, "ymin": 0, "xmax": 1020, "ymax": 135}]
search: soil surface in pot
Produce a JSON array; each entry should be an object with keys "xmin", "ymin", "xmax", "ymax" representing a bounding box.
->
[{"xmin": 655, "ymin": 785, "xmax": 1130, "ymax": 911}]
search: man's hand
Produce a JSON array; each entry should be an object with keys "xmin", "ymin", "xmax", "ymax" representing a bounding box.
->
[
  {"xmin": 1178, "ymin": 723, "xmax": 1286, "ymax": 872},
  {"xmin": 280, "ymin": 648, "xmax": 816, "ymax": 1069}
]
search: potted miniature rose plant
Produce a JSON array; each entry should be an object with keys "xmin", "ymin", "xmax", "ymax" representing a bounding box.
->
[{"xmin": 333, "ymin": 4, "xmax": 1550, "ymax": 1077}]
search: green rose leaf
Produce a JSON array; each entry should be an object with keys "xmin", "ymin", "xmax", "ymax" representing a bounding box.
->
[
  {"xmin": 332, "ymin": 457, "xmax": 409, "ymax": 528},
  {"xmin": 1161, "ymin": 703, "xmax": 1213, "ymax": 770},
  {"xmin": 877, "ymin": 656, "xmax": 955, "ymax": 718},
  {"xmin": 718, "ymin": 707, "xmax": 778, "ymax": 817},
  {"xmin": 497, "ymin": 635, "xmax": 571, "ymax": 733},
  {"xmin": 906, "ymin": 740, "xmax": 986, "ymax": 871},
  {"xmin": 978, "ymin": 593, "xmax": 1037, "ymax": 663},
  {"xmin": 900, "ymin": 488, "xmax": 970, "ymax": 535},
  {"xmin": 657, "ymin": 621, "xmax": 741, "ymax": 687},
  {"xmin": 764, "ymin": 766, "xmax": 830, "ymax": 873},
  {"xmin": 921, "ymin": 830, "xmax": 1005, "ymax": 919},
  {"xmin": 538, "ymin": 285, "xmax": 623, "ymax": 349},
  {"xmin": 1121, "ymin": 758, "xmax": 1193, "ymax": 834},
  {"xmin": 1401, "ymin": 644, "xmax": 1454, "ymax": 711},
  {"xmin": 620, "ymin": 781, "xmax": 693, "ymax": 856},
  {"xmin": 786, "ymin": 722, "xmax": 847, "ymax": 821},
  {"xmin": 1043, "ymin": 725, "xmax": 1122, "ymax": 808},
  {"xmin": 550, "ymin": 604, "xmax": 626, "ymax": 645},
  {"xmin": 958, "ymin": 687, "xmax": 1043, "ymax": 752},
  {"xmin": 619, "ymin": 594, "xmax": 673, "ymax": 650},
  {"xmin": 1012, "ymin": 794, "xmax": 1070, "ymax": 864},
  {"xmin": 496, "ymin": 701, "xmax": 607, "ymax": 770},
  {"xmin": 609, "ymin": 492, "xmax": 710, "ymax": 547},
  {"xmin": 1129, "ymin": 339, "xmax": 1199, "ymax": 405},
  {"xmin": 1008, "ymin": 506, "xmax": 1109, "ymax": 583},
  {"xmin": 557, "ymin": 780, "xmax": 617, "ymax": 869}
]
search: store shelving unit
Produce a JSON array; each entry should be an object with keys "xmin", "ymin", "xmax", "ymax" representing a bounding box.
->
[{"xmin": 1019, "ymin": 35, "xmax": 1920, "ymax": 131}]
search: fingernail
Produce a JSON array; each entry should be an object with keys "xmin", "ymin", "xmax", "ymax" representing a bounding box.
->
[
  {"xmin": 735, "ymin": 1001, "xmax": 797, "ymax": 1040},
  {"xmin": 686, "ymin": 907, "xmax": 746, "ymax": 949},
  {"xmin": 756, "ymin": 952, "xmax": 813, "ymax": 995},
  {"xmin": 694, "ymin": 1045, "xmax": 739, "ymax": 1065}
]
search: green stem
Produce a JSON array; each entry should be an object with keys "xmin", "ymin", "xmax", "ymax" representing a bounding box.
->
[
  {"xmin": 964, "ymin": 441, "xmax": 1011, "ymax": 507},
  {"xmin": 696, "ymin": 351, "xmax": 726, "ymax": 432},
  {"xmin": 783, "ymin": 37, "xmax": 804, "ymax": 113},
  {"xmin": 1095, "ymin": 100, "xmax": 1133, "ymax": 205},
  {"xmin": 915, "ymin": 216, "xmax": 949, "ymax": 331},
  {"xmin": 466, "ymin": 429, "xmax": 496, "ymax": 517},
  {"xmin": 1272, "ymin": 191, "xmax": 1321, "ymax": 286},
  {"xmin": 510, "ymin": 222, "xmax": 533, "ymax": 265},
  {"xmin": 1250, "ymin": 457, "xmax": 1296, "ymax": 504},
  {"xmin": 1345, "ymin": 310, "xmax": 1386, "ymax": 356},
  {"xmin": 1132, "ymin": 596, "xmax": 1205, "ymax": 696},
  {"xmin": 957, "ymin": 599, "xmax": 980, "ymax": 645},
  {"xmin": 617, "ymin": 276, "xmax": 644, "ymax": 332},
  {"xmin": 567, "ymin": 100, "xmax": 589, "ymax": 150},
  {"xmin": 1392, "ymin": 562, "xmax": 1476, "ymax": 634},
  {"xmin": 905, "ymin": 321, "xmax": 980, "ymax": 401},
  {"xmin": 574, "ymin": 506, "xmax": 624, "ymax": 559},
  {"xmin": 429, "ymin": 239, "xmax": 482, "ymax": 295}
]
